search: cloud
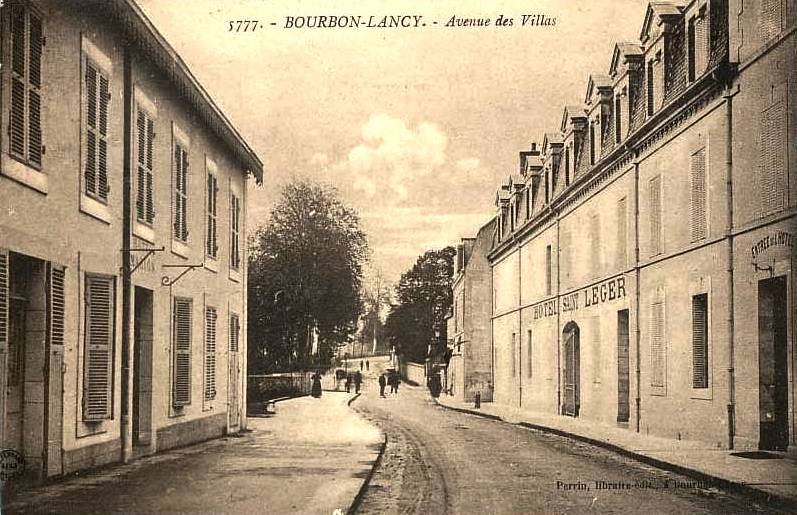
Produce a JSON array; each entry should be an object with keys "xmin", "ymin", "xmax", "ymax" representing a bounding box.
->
[
  {"xmin": 456, "ymin": 157, "xmax": 480, "ymax": 172},
  {"xmin": 310, "ymin": 152, "xmax": 329, "ymax": 166},
  {"xmin": 333, "ymin": 113, "xmax": 448, "ymax": 200}
]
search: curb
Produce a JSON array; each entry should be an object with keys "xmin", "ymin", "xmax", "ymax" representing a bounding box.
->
[
  {"xmin": 346, "ymin": 394, "xmax": 387, "ymax": 515},
  {"xmin": 433, "ymin": 398, "xmax": 797, "ymax": 512}
]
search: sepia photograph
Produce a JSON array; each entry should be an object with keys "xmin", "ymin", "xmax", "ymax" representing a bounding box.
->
[{"xmin": 0, "ymin": 0, "xmax": 795, "ymax": 513}]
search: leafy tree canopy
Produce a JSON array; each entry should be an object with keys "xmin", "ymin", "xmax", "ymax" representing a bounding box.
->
[
  {"xmin": 384, "ymin": 247, "xmax": 455, "ymax": 363},
  {"xmin": 248, "ymin": 178, "xmax": 369, "ymax": 372}
]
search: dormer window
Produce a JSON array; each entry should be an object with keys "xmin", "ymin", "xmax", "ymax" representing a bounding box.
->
[
  {"xmin": 687, "ymin": 7, "xmax": 708, "ymax": 82},
  {"xmin": 615, "ymin": 95, "xmax": 622, "ymax": 143}
]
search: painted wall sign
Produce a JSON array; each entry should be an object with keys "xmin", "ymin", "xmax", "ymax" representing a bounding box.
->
[
  {"xmin": 750, "ymin": 231, "xmax": 793, "ymax": 261},
  {"xmin": 531, "ymin": 275, "xmax": 627, "ymax": 320}
]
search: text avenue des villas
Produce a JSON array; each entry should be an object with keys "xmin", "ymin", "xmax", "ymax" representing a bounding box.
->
[{"xmin": 533, "ymin": 276, "xmax": 627, "ymax": 321}]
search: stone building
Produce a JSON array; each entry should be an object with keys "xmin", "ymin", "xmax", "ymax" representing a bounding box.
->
[
  {"xmin": 488, "ymin": 0, "xmax": 795, "ymax": 451},
  {"xmin": 445, "ymin": 218, "xmax": 495, "ymax": 403},
  {"xmin": 0, "ymin": 0, "xmax": 263, "ymax": 480}
]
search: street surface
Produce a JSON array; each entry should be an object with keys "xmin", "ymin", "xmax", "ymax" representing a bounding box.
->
[
  {"xmin": 352, "ymin": 382, "xmax": 788, "ymax": 515},
  {"xmin": 4, "ymin": 392, "xmax": 381, "ymax": 515}
]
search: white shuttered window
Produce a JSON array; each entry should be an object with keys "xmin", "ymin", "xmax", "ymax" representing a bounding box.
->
[
  {"xmin": 649, "ymin": 294, "xmax": 666, "ymax": 388},
  {"xmin": 648, "ymin": 176, "xmax": 662, "ymax": 256},
  {"xmin": 230, "ymin": 194, "xmax": 241, "ymax": 269},
  {"xmin": 206, "ymin": 174, "xmax": 219, "ymax": 259},
  {"xmin": 173, "ymin": 145, "xmax": 189, "ymax": 242},
  {"xmin": 83, "ymin": 275, "xmax": 114, "ymax": 421}
]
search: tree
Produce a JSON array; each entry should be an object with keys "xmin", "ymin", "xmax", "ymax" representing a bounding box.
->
[
  {"xmin": 384, "ymin": 247, "xmax": 455, "ymax": 363},
  {"xmin": 358, "ymin": 267, "xmax": 392, "ymax": 355},
  {"xmin": 248, "ymin": 178, "xmax": 369, "ymax": 372}
]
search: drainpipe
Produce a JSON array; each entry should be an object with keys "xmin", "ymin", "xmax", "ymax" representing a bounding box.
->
[
  {"xmin": 518, "ymin": 241, "xmax": 522, "ymax": 408},
  {"xmin": 632, "ymin": 149, "xmax": 641, "ymax": 433},
  {"xmin": 721, "ymin": 79, "xmax": 737, "ymax": 449},
  {"xmin": 555, "ymin": 208, "xmax": 561, "ymax": 415},
  {"xmin": 120, "ymin": 45, "xmax": 133, "ymax": 463}
]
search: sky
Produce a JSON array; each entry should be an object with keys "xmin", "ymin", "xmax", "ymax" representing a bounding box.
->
[{"xmin": 136, "ymin": 0, "xmax": 650, "ymax": 284}]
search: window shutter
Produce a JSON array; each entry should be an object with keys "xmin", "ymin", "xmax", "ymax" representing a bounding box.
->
[
  {"xmin": 694, "ymin": 14, "xmax": 707, "ymax": 76},
  {"xmin": 146, "ymin": 118, "xmax": 155, "ymax": 223},
  {"xmin": 692, "ymin": 294, "xmax": 709, "ymax": 389},
  {"xmin": 27, "ymin": 12, "xmax": 43, "ymax": 166},
  {"xmin": 136, "ymin": 110, "xmax": 146, "ymax": 222},
  {"xmin": 97, "ymin": 74, "xmax": 109, "ymax": 199},
  {"xmin": 616, "ymin": 197, "xmax": 627, "ymax": 269},
  {"xmin": 649, "ymin": 298, "xmax": 666, "ymax": 387},
  {"xmin": 545, "ymin": 245, "xmax": 552, "ymax": 296},
  {"xmin": 173, "ymin": 146, "xmax": 182, "ymax": 239},
  {"xmin": 690, "ymin": 148, "xmax": 707, "ymax": 241},
  {"xmin": 50, "ymin": 265, "xmax": 65, "ymax": 347},
  {"xmin": 83, "ymin": 275, "xmax": 113, "ymax": 421},
  {"xmin": 173, "ymin": 298, "xmax": 192, "ymax": 407},
  {"xmin": 649, "ymin": 176, "xmax": 662, "ymax": 256},
  {"xmin": 760, "ymin": 0, "xmax": 782, "ymax": 41},
  {"xmin": 590, "ymin": 213, "xmax": 600, "ymax": 278},
  {"xmin": 204, "ymin": 307, "xmax": 217, "ymax": 400},
  {"xmin": 85, "ymin": 63, "xmax": 97, "ymax": 196},
  {"xmin": 647, "ymin": 60, "xmax": 655, "ymax": 116},
  {"xmin": 230, "ymin": 314, "xmax": 240, "ymax": 353},
  {"xmin": 760, "ymin": 101, "xmax": 787, "ymax": 215},
  {"xmin": 0, "ymin": 251, "xmax": 8, "ymax": 426}
]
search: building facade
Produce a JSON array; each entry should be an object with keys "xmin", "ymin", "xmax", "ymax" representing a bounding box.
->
[
  {"xmin": 0, "ymin": 0, "xmax": 263, "ymax": 480},
  {"xmin": 489, "ymin": 0, "xmax": 795, "ymax": 451},
  {"xmin": 445, "ymin": 219, "xmax": 495, "ymax": 403}
]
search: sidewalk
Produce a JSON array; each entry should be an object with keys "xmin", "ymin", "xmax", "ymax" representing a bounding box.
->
[
  {"xmin": 5, "ymin": 392, "xmax": 383, "ymax": 515},
  {"xmin": 435, "ymin": 395, "xmax": 797, "ymax": 508}
]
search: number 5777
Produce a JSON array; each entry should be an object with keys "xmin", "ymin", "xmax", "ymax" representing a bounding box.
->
[{"xmin": 228, "ymin": 20, "xmax": 260, "ymax": 32}]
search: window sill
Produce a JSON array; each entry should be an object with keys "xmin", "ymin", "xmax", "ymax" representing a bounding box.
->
[
  {"xmin": 133, "ymin": 221, "xmax": 155, "ymax": 244},
  {"xmin": 649, "ymin": 385, "xmax": 667, "ymax": 397},
  {"xmin": 172, "ymin": 239, "xmax": 190, "ymax": 259},
  {"xmin": 80, "ymin": 194, "xmax": 112, "ymax": 224},
  {"xmin": 1, "ymin": 155, "xmax": 48, "ymax": 194},
  {"xmin": 204, "ymin": 258, "xmax": 218, "ymax": 273},
  {"xmin": 690, "ymin": 387, "xmax": 712, "ymax": 400},
  {"xmin": 229, "ymin": 267, "xmax": 242, "ymax": 283}
]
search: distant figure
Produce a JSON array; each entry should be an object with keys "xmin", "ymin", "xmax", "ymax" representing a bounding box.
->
[
  {"xmin": 389, "ymin": 372, "xmax": 398, "ymax": 394},
  {"xmin": 360, "ymin": 360, "xmax": 364, "ymax": 371},
  {"xmin": 366, "ymin": 359, "xmax": 370, "ymax": 371},
  {"xmin": 378, "ymin": 373, "xmax": 386, "ymax": 397},
  {"xmin": 345, "ymin": 374, "xmax": 352, "ymax": 393},
  {"xmin": 354, "ymin": 370, "xmax": 362, "ymax": 394},
  {"xmin": 394, "ymin": 375, "xmax": 400, "ymax": 394},
  {"xmin": 311, "ymin": 371, "xmax": 322, "ymax": 398},
  {"xmin": 428, "ymin": 373, "xmax": 442, "ymax": 398}
]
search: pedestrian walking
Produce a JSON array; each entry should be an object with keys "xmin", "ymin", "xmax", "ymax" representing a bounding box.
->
[
  {"xmin": 311, "ymin": 371, "xmax": 323, "ymax": 398},
  {"xmin": 360, "ymin": 360, "xmax": 364, "ymax": 371},
  {"xmin": 378, "ymin": 373, "xmax": 386, "ymax": 397},
  {"xmin": 354, "ymin": 370, "xmax": 362, "ymax": 394},
  {"xmin": 345, "ymin": 374, "xmax": 352, "ymax": 393},
  {"xmin": 365, "ymin": 359, "xmax": 370, "ymax": 371},
  {"xmin": 389, "ymin": 372, "xmax": 397, "ymax": 394}
]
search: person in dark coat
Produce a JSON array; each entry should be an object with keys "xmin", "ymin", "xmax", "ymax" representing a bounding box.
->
[
  {"xmin": 354, "ymin": 370, "xmax": 362, "ymax": 394},
  {"xmin": 389, "ymin": 372, "xmax": 397, "ymax": 394},
  {"xmin": 345, "ymin": 374, "xmax": 352, "ymax": 393},
  {"xmin": 366, "ymin": 359, "xmax": 370, "ymax": 371},
  {"xmin": 378, "ymin": 373, "xmax": 386, "ymax": 397},
  {"xmin": 311, "ymin": 371, "xmax": 322, "ymax": 398}
]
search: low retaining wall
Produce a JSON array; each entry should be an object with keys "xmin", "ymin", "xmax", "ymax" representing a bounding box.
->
[
  {"xmin": 399, "ymin": 361, "xmax": 426, "ymax": 385},
  {"xmin": 248, "ymin": 372, "xmax": 315, "ymax": 403}
]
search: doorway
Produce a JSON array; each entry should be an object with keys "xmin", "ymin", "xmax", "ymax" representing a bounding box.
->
[
  {"xmin": 562, "ymin": 322, "xmax": 580, "ymax": 417},
  {"xmin": 758, "ymin": 276, "xmax": 789, "ymax": 451},
  {"xmin": 133, "ymin": 287, "xmax": 153, "ymax": 447}
]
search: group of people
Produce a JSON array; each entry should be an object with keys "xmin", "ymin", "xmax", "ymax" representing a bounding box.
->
[
  {"xmin": 378, "ymin": 371, "xmax": 400, "ymax": 397},
  {"xmin": 344, "ymin": 370, "xmax": 363, "ymax": 393}
]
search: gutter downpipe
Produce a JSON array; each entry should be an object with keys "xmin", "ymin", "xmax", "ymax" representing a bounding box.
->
[
  {"xmin": 554, "ymin": 206, "xmax": 561, "ymax": 415},
  {"xmin": 121, "ymin": 45, "xmax": 133, "ymax": 462},
  {"xmin": 721, "ymin": 74, "xmax": 737, "ymax": 449},
  {"xmin": 631, "ymin": 146, "xmax": 642, "ymax": 433}
]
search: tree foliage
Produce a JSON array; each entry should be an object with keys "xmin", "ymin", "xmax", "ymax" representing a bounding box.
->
[
  {"xmin": 384, "ymin": 247, "xmax": 455, "ymax": 363},
  {"xmin": 248, "ymin": 179, "xmax": 369, "ymax": 372}
]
